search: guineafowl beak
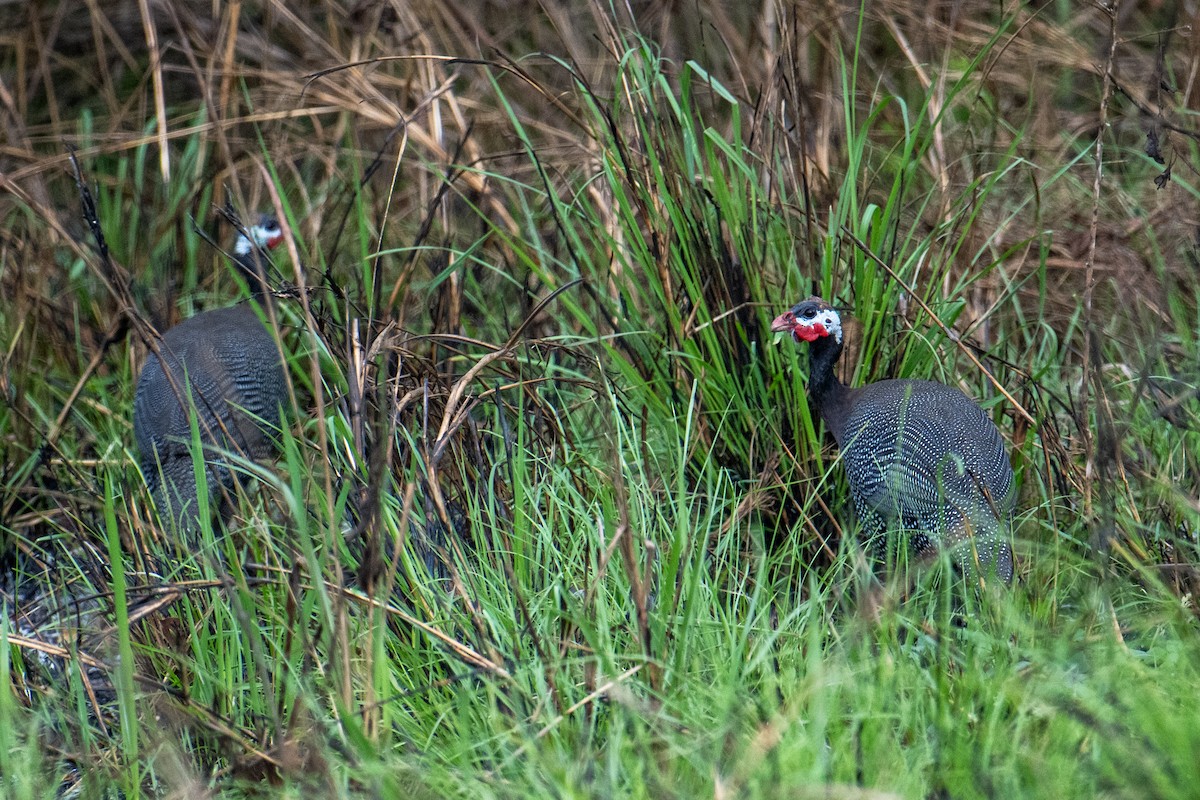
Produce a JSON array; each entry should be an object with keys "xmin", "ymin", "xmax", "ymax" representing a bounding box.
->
[{"xmin": 770, "ymin": 310, "xmax": 796, "ymax": 333}]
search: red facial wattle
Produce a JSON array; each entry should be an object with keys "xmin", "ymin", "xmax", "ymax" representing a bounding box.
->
[{"xmin": 793, "ymin": 322, "xmax": 826, "ymax": 342}]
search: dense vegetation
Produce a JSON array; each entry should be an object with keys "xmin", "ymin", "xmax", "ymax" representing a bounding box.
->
[{"xmin": 2, "ymin": 1, "xmax": 1199, "ymax": 797}]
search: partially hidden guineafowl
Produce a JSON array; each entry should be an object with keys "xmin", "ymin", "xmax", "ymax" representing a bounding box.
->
[
  {"xmin": 772, "ymin": 297, "xmax": 1015, "ymax": 583},
  {"xmin": 133, "ymin": 215, "xmax": 288, "ymax": 534}
]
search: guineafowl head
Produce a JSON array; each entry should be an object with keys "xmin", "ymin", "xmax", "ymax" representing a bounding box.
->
[
  {"xmin": 771, "ymin": 296, "xmax": 843, "ymax": 344},
  {"xmin": 231, "ymin": 214, "xmax": 284, "ymax": 289},
  {"xmin": 233, "ymin": 214, "xmax": 284, "ymax": 255}
]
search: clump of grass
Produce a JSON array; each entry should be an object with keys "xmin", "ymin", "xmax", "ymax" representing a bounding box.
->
[{"xmin": 2, "ymin": 1, "xmax": 1200, "ymax": 798}]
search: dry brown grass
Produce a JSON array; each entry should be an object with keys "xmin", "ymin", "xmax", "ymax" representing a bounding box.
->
[{"xmin": 2, "ymin": 1, "xmax": 1198, "ymax": 324}]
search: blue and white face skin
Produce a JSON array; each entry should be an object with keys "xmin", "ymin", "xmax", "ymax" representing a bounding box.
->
[{"xmin": 234, "ymin": 215, "xmax": 284, "ymax": 256}]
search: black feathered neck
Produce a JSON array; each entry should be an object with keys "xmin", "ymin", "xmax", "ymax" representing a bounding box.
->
[
  {"xmin": 805, "ymin": 327, "xmax": 853, "ymax": 445},
  {"xmin": 230, "ymin": 216, "xmax": 282, "ymax": 300}
]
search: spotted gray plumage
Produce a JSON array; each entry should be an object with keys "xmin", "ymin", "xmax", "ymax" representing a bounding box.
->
[
  {"xmin": 840, "ymin": 378, "xmax": 1015, "ymax": 579},
  {"xmin": 133, "ymin": 216, "xmax": 287, "ymax": 533},
  {"xmin": 772, "ymin": 296, "xmax": 1015, "ymax": 582}
]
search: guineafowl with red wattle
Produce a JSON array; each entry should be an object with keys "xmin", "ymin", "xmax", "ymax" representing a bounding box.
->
[
  {"xmin": 772, "ymin": 296, "xmax": 1015, "ymax": 583},
  {"xmin": 133, "ymin": 215, "xmax": 288, "ymax": 534}
]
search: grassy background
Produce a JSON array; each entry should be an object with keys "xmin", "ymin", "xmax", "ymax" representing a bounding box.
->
[{"xmin": 2, "ymin": 1, "xmax": 1200, "ymax": 797}]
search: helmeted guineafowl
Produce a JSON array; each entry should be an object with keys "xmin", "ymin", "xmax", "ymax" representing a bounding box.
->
[
  {"xmin": 772, "ymin": 296, "xmax": 1015, "ymax": 582},
  {"xmin": 133, "ymin": 215, "xmax": 287, "ymax": 533}
]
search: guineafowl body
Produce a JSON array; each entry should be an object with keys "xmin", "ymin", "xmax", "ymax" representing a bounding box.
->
[
  {"xmin": 772, "ymin": 296, "xmax": 1015, "ymax": 582},
  {"xmin": 134, "ymin": 216, "xmax": 287, "ymax": 533}
]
